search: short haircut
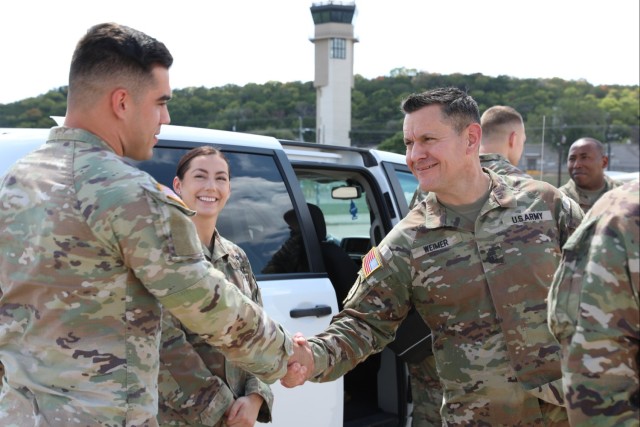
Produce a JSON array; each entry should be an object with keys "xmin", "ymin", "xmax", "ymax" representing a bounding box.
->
[
  {"xmin": 572, "ymin": 137, "xmax": 606, "ymax": 156},
  {"xmin": 400, "ymin": 87, "xmax": 480, "ymax": 134},
  {"xmin": 69, "ymin": 22, "xmax": 173, "ymax": 101},
  {"xmin": 480, "ymin": 106, "xmax": 523, "ymax": 138}
]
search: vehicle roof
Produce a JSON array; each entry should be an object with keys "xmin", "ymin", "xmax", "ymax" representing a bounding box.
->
[
  {"xmin": 280, "ymin": 139, "xmax": 407, "ymax": 167},
  {"xmin": 369, "ymin": 148, "xmax": 407, "ymax": 164},
  {"xmin": 0, "ymin": 124, "xmax": 283, "ymax": 150},
  {"xmin": 605, "ymin": 170, "xmax": 640, "ymax": 182},
  {"xmin": 0, "ymin": 125, "xmax": 285, "ymax": 177},
  {"xmin": 158, "ymin": 124, "xmax": 283, "ymax": 150}
]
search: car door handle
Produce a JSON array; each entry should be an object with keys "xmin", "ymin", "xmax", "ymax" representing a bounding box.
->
[{"xmin": 289, "ymin": 305, "xmax": 332, "ymax": 318}]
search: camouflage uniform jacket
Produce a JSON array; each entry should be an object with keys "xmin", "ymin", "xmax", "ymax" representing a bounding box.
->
[
  {"xmin": 308, "ymin": 170, "xmax": 584, "ymax": 425},
  {"xmin": 559, "ymin": 174, "xmax": 622, "ymax": 212},
  {"xmin": 480, "ymin": 153, "xmax": 533, "ymax": 179},
  {"xmin": 548, "ymin": 179, "xmax": 639, "ymax": 426},
  {"xmin": 0, "ymin": 127, "xmax": 292, "ymax": 426},
  {"xmin": 158, "ymin": 231, "xmax": 273, "ymax": 426},
  {"xmin": 407, "ymin": 160, "xmax": 534, "ymax": 426}
]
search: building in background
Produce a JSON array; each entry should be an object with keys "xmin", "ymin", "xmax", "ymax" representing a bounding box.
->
[{"xmin": 310, "ymin": 2, "xmax": 357, "ymax": 146}]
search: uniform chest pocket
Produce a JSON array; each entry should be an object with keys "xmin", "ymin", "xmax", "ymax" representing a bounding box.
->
[
  {"xmin": 411, "ymin": 232, "xmax": 473, "ymax": 283},
  {"xmin": 484, "ymin": 210, "xmax": 561, "ymax": 266}
]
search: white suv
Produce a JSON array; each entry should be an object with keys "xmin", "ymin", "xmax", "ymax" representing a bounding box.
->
[{"xmin": 1, "ymin": 126, "xmax": 422, "ymax": 427}]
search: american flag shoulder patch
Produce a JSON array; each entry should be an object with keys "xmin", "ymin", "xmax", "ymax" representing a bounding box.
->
[
  {"xmin": 156, "ymin": 183, "xmax": 189, "ymax": 210},
  {"xmin": 362, "ymin": 246, "xmax": 382, "ymax": 278}
]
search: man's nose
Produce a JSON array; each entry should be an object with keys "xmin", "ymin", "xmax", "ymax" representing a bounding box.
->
[
  {"xmin": 411, "ymin": 143, "xmax": 428, "ymax": 161},
  {"xmin": 161, "ymin": 106, "xmax": 171, "ymax": 125}
]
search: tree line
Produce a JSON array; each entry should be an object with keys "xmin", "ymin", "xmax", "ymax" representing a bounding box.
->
[{"xmin": 1, "ymin": 69, "xmax": 638, "ymax": 154}]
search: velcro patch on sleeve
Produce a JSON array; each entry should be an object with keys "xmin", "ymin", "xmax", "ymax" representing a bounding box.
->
[
  {"xmin": 156, "ymin": 183, "xmax": 190, "ymax": 210},
  {"xmin": 362, "ymin": 246, "xmax": 383, "ymax": 279}
]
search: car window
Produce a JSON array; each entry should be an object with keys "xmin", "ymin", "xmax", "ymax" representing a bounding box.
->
[
  {"xmin": 134, "ymin": 146, "xmax": 306, "ymax": 275},
  {"xmin": 390, "ymin": 168, "xmax": 418, "ymax": 207},
  {"xmin": 379, "ymin": 161, "xmax": 418, "ymax": 216},
  {"xmin": 298, "ymin": 176, "xmax": 370, "ymax": 242}
]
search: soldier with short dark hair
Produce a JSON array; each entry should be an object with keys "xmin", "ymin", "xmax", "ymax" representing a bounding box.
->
[
  {"xmin": 283, "ymin": 87, "xmax": 583, "ymax": 426},
  {"xmin": 560, "ymin": 137, "xmax": 622, "ymax": 212},
  {"xmin": 408, "ymin": 104, "xmax": 535, "ymax": 426},
  {"xmin": 0, "ymin": 23, "xmax": 310, "ymax": 425}
]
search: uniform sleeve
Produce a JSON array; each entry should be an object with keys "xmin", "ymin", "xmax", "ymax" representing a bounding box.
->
[
  {"xmin": 547, "ymin": 216, "xmax": 597, "ymax": 342},
  {"xmin": 158, "ymin": 312, "xmax": 234, "ymax": 425},
  {"xmin": 243, "ymin": 376, "xmax": 274, "ymax": 423},
  {"xmin": 556, "ymin": 192, "xmax": 584, "ymax": 247},
  {"xmin": 308, "ymin": 233, "xmax": 413, "ymax": 381},
  {"xmin": 562, "ymin": 213, "xmax": 640, "ymax": 425},
  {"xmin": 239, "ymin": 254, "xmax": 274, "ymax": 422},
  {"xmin": 110, "ymin": 183, "xmax": 293, "ymax": 383}
]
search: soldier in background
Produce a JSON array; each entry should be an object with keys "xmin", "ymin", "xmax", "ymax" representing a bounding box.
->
[
  {"xmin": 548, "ymin": 179, "xmax": 639, "ymax": 426},
  {"xmin": 0, "ymin": 23, "xmax": 310, "ymax": 425},
  {"xmin": 157, "ymin": 147, "xmax": 274, "ymax": 426},
  {"xmin": 284, "ymin": 87, "xmax": 583, "ymax": 425},
  {"xmin": 559, "ymin": 137, "xmax": 621, "ymax": 212},
  {"xmin": 479, "ymin": 105, "xmax": 532, "ymax": 178}
]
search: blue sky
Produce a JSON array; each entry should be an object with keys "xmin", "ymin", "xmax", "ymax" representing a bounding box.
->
[{"xmin": 0, "ymin": 0, "xmax": 638, "ymax": 104}]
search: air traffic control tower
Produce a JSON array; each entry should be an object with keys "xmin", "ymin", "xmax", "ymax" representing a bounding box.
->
[{"xmin": 310, "ymin": 2, "xmax": 357, "ymax": 146}]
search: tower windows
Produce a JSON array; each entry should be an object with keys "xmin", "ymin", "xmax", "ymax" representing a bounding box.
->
[{"xmin": 331, "ymin": 38, "xmax": 347, "ymax": 59}]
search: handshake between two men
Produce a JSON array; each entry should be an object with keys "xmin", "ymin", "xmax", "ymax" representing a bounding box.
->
[{"xmin": 282, "ymin": 333, "xmax": 314, "ymax": 388}]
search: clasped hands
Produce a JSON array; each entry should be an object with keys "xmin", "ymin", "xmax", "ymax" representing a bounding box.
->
[{"xmin": 281, "ymin": 333, "xmax": 313, "ymax": 388}]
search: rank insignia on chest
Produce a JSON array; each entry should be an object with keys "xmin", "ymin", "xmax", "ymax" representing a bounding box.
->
[{"xmin": 362, "ymin": 247, "xmax": 382, "ymax": 278}]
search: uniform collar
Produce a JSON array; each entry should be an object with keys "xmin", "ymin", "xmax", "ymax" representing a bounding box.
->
[
  {"xmin": 47, "ymin": 126, "xmax": 116, "ymax": 154},
  {"xmin": 422, "ymin": 169, "xmax": 517, "ymax": 229},
  {"xmin": 206, "ymin": 230, "xmax": 231, "ymax": 263}
]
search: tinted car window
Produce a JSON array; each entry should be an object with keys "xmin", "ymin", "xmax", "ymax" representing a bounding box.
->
[
  {"xmin": 299, "ymin": 177, "xmax": 370, "ymax": 241},
  {"xmin": 380, "ymin": 161, "xmax": 418, "ymax": 214},
  {"xmin": 135, "ymin": 146, "xmax": 307, "ymax": 275},
  {"xmin": 394, "ymin": 169, "xmax": 419, "ymax": 207}
]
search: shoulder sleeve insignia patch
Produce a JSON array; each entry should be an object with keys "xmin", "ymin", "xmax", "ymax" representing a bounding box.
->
[
  {"xmin": 362, "ymin": 246, "xmax": 383, "ymax": 279},
  {"xmin": 156, "ymin": 182, "xmax": 189, "ymax": 210}
]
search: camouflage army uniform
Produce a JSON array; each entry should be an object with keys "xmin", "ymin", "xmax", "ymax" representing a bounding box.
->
[
  {"xmin": 308, "ymin": 170, "xmax": 583, "ymax": 425},
  {"xmin": 480, "ymin": 153, "xmax": 533, "ymax": 179},
  {"xmin": 158, "ymin": 231, "xmax": 273, "ymax": 426},
  {"xmin": 559, "ymin": 174, "xmax": 622, "ymax": 212},
  {"xmin": 548, "ymin": 179, "xmax": 639, "ymax": 426},
  {"xmin": 0, "ymin": 127, "xmax": 292, "ymax": 426},
  {"xmin": 407, "ymin": 355, "xmax": 442, "ymax": 426},
  {"xmin": 409, "ymin": 157, "xmax": 534, "ymax": 425}
]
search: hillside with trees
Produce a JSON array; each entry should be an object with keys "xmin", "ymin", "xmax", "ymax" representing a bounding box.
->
[{"xmin": 1, "ymin": 70, "xmax": 638, "ymax": 155}]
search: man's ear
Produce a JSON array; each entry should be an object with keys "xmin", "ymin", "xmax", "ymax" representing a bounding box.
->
[
  {"xmin": 111, "ymin": 88, "xmax": 129, "ymax": 119},
  {"xmin": 602, "ymin": 155, "xmax": 609, "ymax": 169},
  {"xmin": 507, "ymin": 131, "xmax": 516, "ymax": 148},
  {"xmin": 466, "ymin": 123, "xmax": 482, "ymax": 152}
]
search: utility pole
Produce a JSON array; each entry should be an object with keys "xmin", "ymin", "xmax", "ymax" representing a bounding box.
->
[
  {"xmin": 556, "ymin": 129, "xmax": 566, "ymax": 187},
  {"xmin": 298, "ymin": 116, "xmax": 313, "ymax": 142}
]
